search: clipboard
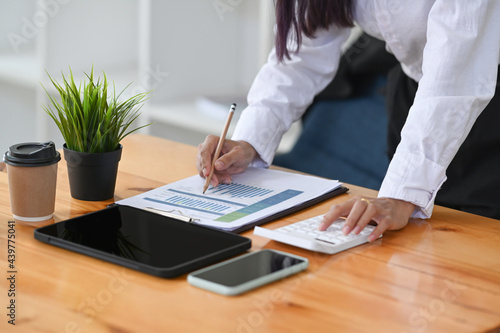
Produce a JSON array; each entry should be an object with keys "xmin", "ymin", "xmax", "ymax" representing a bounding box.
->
[
  {"xmin": 116, "ymin": 167, "xmax": 348, "ymax": 233},
  {"xmin": 136, "ymin": 185, "xmax": 349, "ymax": 233},
  {"xmin": 34, "ymin": 205, "xmax": 251, "ymax": 278}
]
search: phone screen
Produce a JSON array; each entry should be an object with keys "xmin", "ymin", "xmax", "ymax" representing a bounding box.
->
[{"xmin": 190, "ymin": 249, "xmax": 307, "ymax": 287}]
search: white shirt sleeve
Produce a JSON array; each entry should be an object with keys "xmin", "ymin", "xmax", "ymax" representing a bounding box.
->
[
  {"xmin": 378, "ymin": 0, "xmax": 500, "ymax": 218},
  {"xmin": 231, "ymin": 26, "xmax": 351, "ymax": 167}
]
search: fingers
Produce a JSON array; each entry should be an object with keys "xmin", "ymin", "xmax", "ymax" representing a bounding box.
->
[
  {"xmin": 212, "ymin": 171, "xmax": 232, "ymax": 186},
  {"xmin": 319, "ymin": 196, "xmax": 414, "ymax": 242},
  {"xmin": 213, "ymin": 149, "xmax": 236, "ymax": 172},
  {"xmin": 197, "ymin": 135, "xmax": 219, "ymax": 177},
  {"xmin": 344, "ymin": 198, "xmax": 376, "ymax": 236},
  {"xmin": 196, "ymin": 137, "xmax": 256, "ymax": 190},
  {"xmin": 318, "ymin": 200, "xmax": 355, "ymax": 231},
  {"xmin": 342, "ymin": 197, "xmax": 387, "ymax": 240},
  {"xmin": 197, "ymin": 135, "xmax": 234, "ymax": 176},
  {"xmin": 367, "ymin": 216, "xmax": 390, "ymax": 242},
  {"xmin": 209, "ymin": 144, "xmax": 247, "ymax": 186},
  {"xmin": 215, "ymin": 141, "xmax": 257, "ymax": 174},
  {"xmin": 197, "ymin": 136, "xmax": 228, "ymax": 189}
]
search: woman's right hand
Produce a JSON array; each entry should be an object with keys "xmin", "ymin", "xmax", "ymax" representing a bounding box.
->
[{"xmin": 196, "ymin": 135, "xmax": 257, "ymax": 188}]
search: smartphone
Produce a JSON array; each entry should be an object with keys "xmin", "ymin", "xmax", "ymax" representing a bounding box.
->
[{"xmin": 187, "ymin": 249, "xmax": 308, "ymax": 296}]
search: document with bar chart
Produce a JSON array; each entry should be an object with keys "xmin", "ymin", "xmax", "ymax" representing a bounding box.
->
[{"xmin": 117, "ymin": 167, "xmax": 346, "ymax": 232}]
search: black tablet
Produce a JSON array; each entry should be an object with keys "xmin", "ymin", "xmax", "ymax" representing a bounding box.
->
[{"xmin": 34, "ymin": 205, "xmax": 251, "ymax": 278}]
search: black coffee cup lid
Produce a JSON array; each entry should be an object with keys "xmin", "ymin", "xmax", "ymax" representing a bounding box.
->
[{"xmin": 3, "ymin": 141, "xmax": 61, "ymax": 167}]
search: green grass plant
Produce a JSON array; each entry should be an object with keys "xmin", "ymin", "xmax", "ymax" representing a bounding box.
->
[{"xmin": 41, "ymin": 66, "xmax": 151, "ymax": 153}]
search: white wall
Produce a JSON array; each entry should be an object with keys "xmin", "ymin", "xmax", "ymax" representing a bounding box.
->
[{"xmin": 0, "ymin": 0, "xmax": 277, "ymax": 153}]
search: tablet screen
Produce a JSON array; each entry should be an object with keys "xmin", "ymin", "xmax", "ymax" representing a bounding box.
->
[{"xmin": 34, "ymin": 205, "xmax": 251, "ymax": 277}]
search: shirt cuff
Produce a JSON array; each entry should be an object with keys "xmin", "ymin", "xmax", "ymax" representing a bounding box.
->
[
  {"xmin": 378, "ymin": 150, "xmax": 447, "ymax": 219},
  {"xmin": 231, "ymin": 106, "xmax": 286, "ymax": 167}
]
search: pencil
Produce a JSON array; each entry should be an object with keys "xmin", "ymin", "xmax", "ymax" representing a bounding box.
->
[{"xmin": 203, "ymin": 103, "xmax": 236, "ymax": 194}]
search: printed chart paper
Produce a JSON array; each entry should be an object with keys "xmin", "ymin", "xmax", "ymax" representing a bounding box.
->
[{"xmin": 117, "ymin": 167, "xmax": 342, "ymax": 231}]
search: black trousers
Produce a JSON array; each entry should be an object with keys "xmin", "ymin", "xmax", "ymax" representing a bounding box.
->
[{"xmin": 386, "ymin": 65, "xmax": 500, "ymax": 220}]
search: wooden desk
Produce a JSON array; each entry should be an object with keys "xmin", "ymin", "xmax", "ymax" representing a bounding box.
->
[{"xmin": 1, "ymin": 134, "xmax": 500, "ymax": 333}]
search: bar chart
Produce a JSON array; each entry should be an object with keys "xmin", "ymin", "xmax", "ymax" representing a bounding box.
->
[
  {"xmin": 215, "ymin": 189, "xmax": 303, "ymax": 222},
  {"xmin": 143, "ymin": 183, "xmax": 303, "ymax": 222},
  {"xmin": 206, "ymin": 183, "xmax": 273, "ymax": 198}
]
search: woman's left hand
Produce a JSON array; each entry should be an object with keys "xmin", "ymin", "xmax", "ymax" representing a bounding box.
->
[{"xmin": 319, "ymin": 196, "xmax": 416, "ymax": 242}]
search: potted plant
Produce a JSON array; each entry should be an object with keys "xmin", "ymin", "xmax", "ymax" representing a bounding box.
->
[{"xmin": 41, "ymin": 66, "xmax": 151, "ymax": 201}]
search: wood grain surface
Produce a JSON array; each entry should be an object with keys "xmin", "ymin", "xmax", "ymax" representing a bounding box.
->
[{"xmin": 1, "ymin": 134, "xmax": 499, "ymax": 333}]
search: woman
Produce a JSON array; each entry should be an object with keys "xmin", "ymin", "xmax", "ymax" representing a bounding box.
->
[{"xmin": 197, "ymin": 0, "xmax": 500, "ymax": 241}]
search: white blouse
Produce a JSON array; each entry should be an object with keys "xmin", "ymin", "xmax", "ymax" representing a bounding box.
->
[{"xmin": 231, "ymin": 0, "xmax": 500, "ymax": 218}]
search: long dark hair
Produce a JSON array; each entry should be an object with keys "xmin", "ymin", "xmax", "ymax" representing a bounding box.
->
[{"xmin": 275, "ymin": 0, "xmax": 354, "ymax": 62}]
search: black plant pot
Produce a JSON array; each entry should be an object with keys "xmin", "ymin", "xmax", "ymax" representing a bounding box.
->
[{"xmin": 63, "ymin": 144, "xmax": 122, "ymax": 201}]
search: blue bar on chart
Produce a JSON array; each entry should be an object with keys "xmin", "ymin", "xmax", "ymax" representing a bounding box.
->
[
  {"xmin": 143, "ymin": 196, "xmax": 228, "ymax": 216},
  {"xmin": 215, "ymin": 189, "xmax": 303, "ymax": 222},
  {"xmin": 207, "ymin": 183, "xmax": 273, "ymax": 198},
  {"xmin": 166, "ymin": 195, "xmax": 229, "ymax": 212}
]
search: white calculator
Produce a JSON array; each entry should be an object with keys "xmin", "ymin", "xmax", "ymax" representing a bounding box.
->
[{"xmin": 253, "ymin": 215, "xmax": 382, "ymax": 254}]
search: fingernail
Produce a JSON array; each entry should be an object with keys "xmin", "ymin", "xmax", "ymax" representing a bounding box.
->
[
  {"xmin": 367, "ymin": 235, "xmax": 376, "ymax": 242},
  {"xmin": 352, "ymin": 226, "xmax": 361, "ymax": 235},
  {"xmin": 342, "ymin": 225, "xmax": 351, "ymax": 235},
  {"xmin": 202, "ymin": 168, "xmax": 207, "ymax": 176},
  {"xmin": 215, "ymin": 161, "xmax": 225, "ymax": 170},
  {"xmin": 318, "ymin": 222, "xmax": 327, "ymax": 231}
]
